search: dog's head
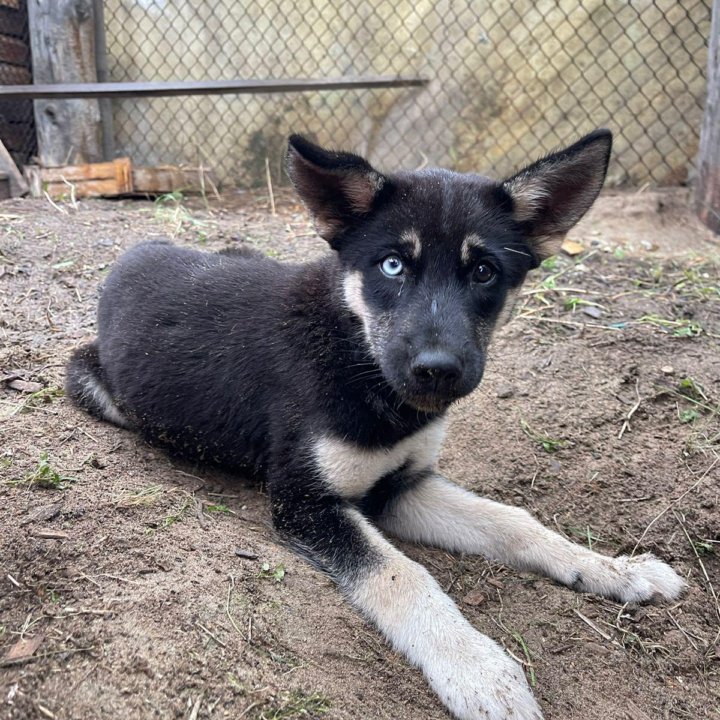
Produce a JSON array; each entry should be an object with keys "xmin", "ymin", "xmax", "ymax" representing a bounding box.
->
[{"xmin": 287, "ymin": 131, "xmax": 611, "ymax": 412}]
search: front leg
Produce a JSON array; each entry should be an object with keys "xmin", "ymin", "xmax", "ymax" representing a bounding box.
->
[
  {"xmin": 374, "ymin": 474, "xmax": 685, "ymax": 603},
  {"xmin": 270, "ymin": 471, "xmax": 543, "ymax": 720}
]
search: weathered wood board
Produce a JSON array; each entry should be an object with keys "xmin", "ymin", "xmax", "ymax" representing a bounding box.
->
[
  {"xmin": 24, "ymin": 158, "xmax": 213, "ymax": 198},
  {"xmin": 27, "ymin": 0, "xmax": 102, "ymax": 167},
  {"xmin": 25, "ymin": 157, "xmax": 132, "ymax": 198}
]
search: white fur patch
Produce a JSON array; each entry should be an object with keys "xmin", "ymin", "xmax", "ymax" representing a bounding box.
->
[
  {"xmin": 342, "ymin": 271, "xmax": 373, "ymax": 345},
  {"xmin": 379, "ymin": 475, "xmax": 686, "ymax": 603},
  {"xmin": 312, "ymin": 418, "xmax": 447, "ymax": 498},
  {"xmin": 76, "ymin": 370, "xmax": 130, "ymax": 428},
  {"xmin": 347, "ymin": 508, "xmax": 543, "ymax": 720}
]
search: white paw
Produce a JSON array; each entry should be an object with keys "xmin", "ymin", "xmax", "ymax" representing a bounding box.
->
[
  {"xmin": 580, "ymin": 553, "xmax": 686, "ymax": 603},
  {"xmin": 611, "ymin": 553, "xmax": 687, "ymax": 603},
  {"xmin": 427, "ymin": 634, "xmax": 543, "ymax": 720}
]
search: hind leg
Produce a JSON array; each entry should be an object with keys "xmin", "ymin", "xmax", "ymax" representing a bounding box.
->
[{"xmin": 65, "ymin": 341, "xmax": 131, "ymax": 428}]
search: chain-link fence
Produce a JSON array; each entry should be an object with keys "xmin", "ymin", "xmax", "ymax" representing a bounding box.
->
[
  {"xmin": 0, "ymin": 0, "xmax": 36, "ymax": 171},
  {"xmin": 2, "ymin": 1, "xmax": 712, "ymax": 189},
  {"xmin": 101, "ymin": 0, "xmax": 712, "ymax": 188}
]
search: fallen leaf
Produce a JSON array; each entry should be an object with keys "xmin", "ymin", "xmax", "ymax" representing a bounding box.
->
[
  {"xmin": 2, "ymin": 635, "xmax": 44, "ymax": 664},
  {"xmin": 462, "ymin": 590, "xmax": 486, "ymax": 606},
  {"xmin": 561, "ymin": 239, "xmax": 585, "ymax": 256}
]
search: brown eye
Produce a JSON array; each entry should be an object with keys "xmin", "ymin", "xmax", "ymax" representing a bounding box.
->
[{"xmin": 473, "ymin": 262, "xmax": 496, "ymax": 284}]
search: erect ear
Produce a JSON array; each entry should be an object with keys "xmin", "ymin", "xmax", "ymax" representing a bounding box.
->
[
  {"xmin": 286, "ymin": 134, "xmax": 387, "ymax": 243},
  {"xmin": 501, "ymin": 129, "xmax": 612, "ymax": 261}
]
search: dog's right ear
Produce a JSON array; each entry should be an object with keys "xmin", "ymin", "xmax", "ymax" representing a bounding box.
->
[{"xmin": 286, "ymin": 135, "xmax": 387, "ymax": 244}]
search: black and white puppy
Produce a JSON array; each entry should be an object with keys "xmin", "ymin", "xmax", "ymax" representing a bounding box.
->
[{"xmin": 66, "ymin": 130, "xmax": 685, "ymax": 720}]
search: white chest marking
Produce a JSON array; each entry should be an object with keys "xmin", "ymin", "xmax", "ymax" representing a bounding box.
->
[{"xmin": 312, "ymin": 418, "xmax": 448, "ymax": 498}]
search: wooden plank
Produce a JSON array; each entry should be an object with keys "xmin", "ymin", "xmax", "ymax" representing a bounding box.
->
[
  {"xmin": 37, "ymin": 157, "xmax": 131, "ymax": 184},
  {"xmin": 695, "ymin": 0, "xmax": 720, "ymax": 234},
  {"xmin": 24, "ymin": 158, "xmax": 133, "ymax": 198},
  {"xmin": 0, "ymin": 138, "xmax": 28, "ymax": 195},
  {"xmin": 23, "ymin": 160, "xmax": 221, "ymax": 197},
  {"xmin": 27, "ymin": 0, "xmax": 102, "ymax": 167},
  {"xmin": 132, "ymin": 166, "xmax": 210, "ymax": 194},
  {"xmin": 0, "ymin": 34, "xmax": 28, "ymax": 65},
  {"xmin": 0, "ymin": 0, "xmax": 21, "ymax": 10},
  {"xmin": 92, "ymin": 0, "xmax": 114, "ymax": 161},
  {"xmin": 0, "ymin": 75, "xmax": 429, "ymax": 100},
  {"xmin": 0, "ymin": 63, "xmax": 30, "ymax": 84}
]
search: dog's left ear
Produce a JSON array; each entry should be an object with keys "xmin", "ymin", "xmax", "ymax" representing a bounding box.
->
[
  {"xmin": 286, "ymin": 135, "xmax": 387, "ymax": 244},
  {"xmin": 501, "ymin": 129, "xmax": 612, "ymax": 261}
]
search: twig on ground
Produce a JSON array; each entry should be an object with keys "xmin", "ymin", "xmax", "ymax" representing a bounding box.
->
[
  {"xmin": 619, "ymin": 378, "xmax": 642, "ymax": 439},
  {"xmin": 188, "ymin": 692, "xmax": 204, "ymax": 720},
  {"xmin": 265, "ymin": 157, "xmax": 276, "ymax": 217},
  {"xmin": 573, "ymin": 609, "xmax": 624, "ymax": 649},
  {"xmin": 674, "ymin": 510, "xmax": 720, "ymax": 623},
  {"xmin": 632, "ymin": 455, "xmax": 719, "ymax": 555},
  {"xmin": 196, "ymin": 621, "xmax": 226, "ymax": 648},
  {"xmin": 226, "ymin": 575, "xmax": 244, "ymax": 637}
]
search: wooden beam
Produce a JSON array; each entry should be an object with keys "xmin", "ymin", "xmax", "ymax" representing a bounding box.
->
[
  {"xmin": 695, "ymin": 0, "xmax": 720, "ymax": 233},
  {"xmin": 0, "ymin": 76, "xmax": 429, "ymax": 100},
  {"xmin": 27, "ymin": 0, "xmax": 103, "ymax": 167},
  {"xmin": 22, "ymin": 159, "xmax": 216, "ymax": 197},
  {"xmin": 91, "ymin": 0, "xmax": 114, "ymax": 161},
  {"xmin": 131, "ymin": 166, "xmax": 202, "ymax": 194},
  {"xmin": 0, "ymin": 138, "xmax": 28, "ymax": 196},
  {"xmin": 24, "ymin": 157, "xmax": 132, "ymax": 198}
]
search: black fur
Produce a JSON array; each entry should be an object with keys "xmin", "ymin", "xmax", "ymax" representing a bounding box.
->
[{"xmin": 66, "ymin": 131, "xmax": 612, "ymax": 609}]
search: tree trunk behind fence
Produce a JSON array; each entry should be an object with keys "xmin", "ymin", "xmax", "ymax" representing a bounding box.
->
[
  {"xmin": 27, "ymin": 0, "xmax": 103, "ymax": 167},
  {"xmin": 695, "ymin": 0, "xmax": 720, "ymax": 234}
]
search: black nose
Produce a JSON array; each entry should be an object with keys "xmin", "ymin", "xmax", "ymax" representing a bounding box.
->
[{"xmin": 411, "ymin": 350, "xmax": 462, "ymax": 384}]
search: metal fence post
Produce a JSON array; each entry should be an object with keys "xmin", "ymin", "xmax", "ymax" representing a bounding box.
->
[{"xmin": 695, "ymin": 0, "xmax": 720, "ymax": 233}]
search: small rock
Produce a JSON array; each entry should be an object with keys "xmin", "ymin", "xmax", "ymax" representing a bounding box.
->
[
  {"xmin": 462, "ymin": 590, "xmax": 486, "ymax": 607},
  {"xmin": 581, "ymin": 305, "xmax": 603, "ymax": 319},
  {"xmin": 7, "ymin": 379, "xmax": 43, "ymax": 393},
  {"xmin": 234, "ymin": 548, "xmax": 258, "ymax": 560},
  {"xmin": 495, "ymin": 384, "xmax": 515, "ymax": 399},
  {"xmin": 661, "ymin": 365, "xmax": 675, "ymax": 375}
]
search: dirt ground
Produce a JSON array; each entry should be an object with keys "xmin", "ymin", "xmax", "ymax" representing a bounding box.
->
[{"xmin": 1, "ymin": 187, "xmax": 719, "ymax": 720}]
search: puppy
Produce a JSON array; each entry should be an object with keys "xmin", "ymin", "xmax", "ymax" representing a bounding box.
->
[{"xmin": 66, "ymin": 130, "xmax": 685, "ymax": 720}]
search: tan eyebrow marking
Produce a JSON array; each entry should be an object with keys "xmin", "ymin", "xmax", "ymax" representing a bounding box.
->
[
  {"xmin": 400, "ymin": 229, "xmax": 422, "ymax": 259},
  {"xmin": 460, "ymin": 233, "xmax": 485, "ymax": 264}
]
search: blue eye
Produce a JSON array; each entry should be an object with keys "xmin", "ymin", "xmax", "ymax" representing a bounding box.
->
[{"xmin": 380, "ymin": 255, "xmax": 404, "ymax": 278}]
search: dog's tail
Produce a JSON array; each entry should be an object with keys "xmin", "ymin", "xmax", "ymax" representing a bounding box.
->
[{"xmin": 65, "ymin": 341, "xmax": 131, "ymax": 429}]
